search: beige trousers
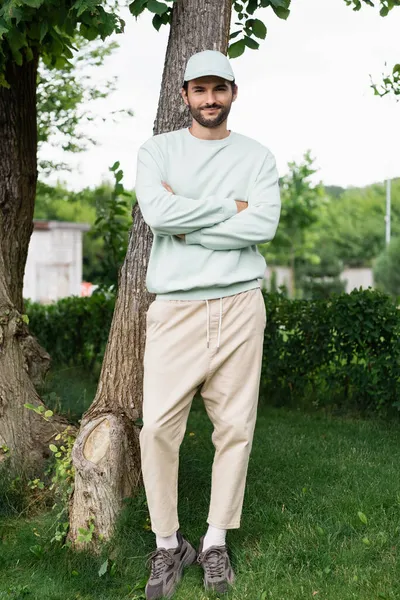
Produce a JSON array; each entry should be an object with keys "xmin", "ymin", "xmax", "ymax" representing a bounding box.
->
[{"xmin": 140, "ymin": 287, "xmax": 266, "ymax": 537}]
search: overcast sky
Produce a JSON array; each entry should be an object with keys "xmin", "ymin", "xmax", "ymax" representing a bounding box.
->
[{"xmin": 41, "ymin": 0, "xmax": 400, "ymax": 191}]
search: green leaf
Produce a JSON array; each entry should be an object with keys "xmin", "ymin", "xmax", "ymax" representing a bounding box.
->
[
  {"xmin": 247, "ymin": 0, "xmax": 258, "ymax": 14},
  {"xmin": 362, "ymin": 537, "xmax": 371, "ymax": 545},
  {"xmin": 147, "ymin": 0, "xmax": 169, "ymax": 15},
  {"xmin": 229, "ymin": 30, "xmax": 241, "ymax": 39},
  {"xmin": 272, "ymin": 6, "xmax": 290, "ymax": 19},
  {"xmin": 44, "ymin": 410, "xmax": 53, "ymax": 418},
  {"xmin": 98, "ymin": 559, "xmax": 109, "ymax": 577},
  {"xmin": 110, "ymin": 161, "xmax": 120, "ymax": 171},
  {"xmin": 80, "ymin": 24, "xmax": 98, "ymax": 41},
  {"xmin": 270, "ymin": 0, "xmax": 289, "ymax": 7},
  {"xmin": 129, "ymin": 0, "xmax": 148, "ymax": 17},
  {"xmin": 49, "ymin": 444, "xmax": 58, "ymax": 452},
  {"xmin": 358, "ymin": 511, "xmax": 368, "ymax": 525},
  {"xmin": 244, "ymin": 36, "xmax": 259, "ymax": 50},
  {"xmin": 22, "ymin": 313, "xmax": 29, "ymax": 324},
  {"xmin": 24, "ymin": 403, "xmax": 36, "ymax": 411},
  {"xmin": 228, "ymin": 39, "xmax": 246, "ymax": 59},
  {"xmin": 393, "ymin": 64, "xmax": 400, "ymax": 75},
  {"xmin": 0, "ymin": 19, "xmax": 8, "ymax": 39},
  {"xmin": 380, "ymin": 6, "xmax": 389, "ymax": 16},
  {"xmin": 40, "ymin": 21, "xmax": 48, "ymax": 43},
  {"xmin": 251, "ymin": 19, "xmax": 267, "ymax": 39},
  {"xmin": 7, "ymin": 29, "xmax": 27, "ymax": 54}
]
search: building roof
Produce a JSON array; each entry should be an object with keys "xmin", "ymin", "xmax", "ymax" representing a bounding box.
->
[{"xmin": 33, "ymin": 220, "xmax": 91, "ymax": 232}]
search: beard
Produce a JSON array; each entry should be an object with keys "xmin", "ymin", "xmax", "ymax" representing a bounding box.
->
[{"xmin": 188, "ymin": 101, "xmax": 232, "ymax": 129}]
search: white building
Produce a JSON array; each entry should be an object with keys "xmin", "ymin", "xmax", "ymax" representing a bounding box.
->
[
  {"xmin": 23, "ymin": 220, "xmax": 90, "ymax": 304},
  {"xmin": 263, "ymin": 265, "xmax": 375, "ymax": 297}
]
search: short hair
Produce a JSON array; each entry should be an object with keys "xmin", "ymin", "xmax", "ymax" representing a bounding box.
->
[{"xmin": 182, "ymin": 80, "xmax": 236, "ymax": 92}]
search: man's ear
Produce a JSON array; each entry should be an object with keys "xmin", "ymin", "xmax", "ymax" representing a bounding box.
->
[
  {"xmin": 181, "ymin": 87, "xmax": 189, "ymax": 106},
  {"xmin": 232, "ymin": 84, "xmax": 238, "ymax": 103}
]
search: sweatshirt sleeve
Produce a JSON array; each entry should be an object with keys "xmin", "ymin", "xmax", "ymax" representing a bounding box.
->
[
  {"xmin": 135, "ymin": 145, "xmax": 237, "ymax": 235},
  {"xmin": 185, "ymin": 152, "xmax": 281, "ymax": 250}
]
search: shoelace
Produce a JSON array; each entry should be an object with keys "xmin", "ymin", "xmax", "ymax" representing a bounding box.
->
[
  {"xmin": 197, "ymin": 547, "xmax": 226, "ymax": 581},
  {"xmin": 147, "ymin": 548, "xmax": 174, "ymax": 579}
]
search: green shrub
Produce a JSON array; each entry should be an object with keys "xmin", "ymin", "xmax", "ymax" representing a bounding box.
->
[
  {"xmin": 261, "ymin": 288, "xmax": 400, "ymax": 413},
  {"xmin": 25, "ymin": 292, "xmax": 115, "ymax": 369},
  {"xmin": 25, "ymin": 288, "xmax": 400, "ymax": 415}
]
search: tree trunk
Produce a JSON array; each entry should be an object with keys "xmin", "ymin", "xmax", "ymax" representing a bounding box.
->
[
  {"xmin": 69, "ymin": 0, "xmax": 233, "ymax": 550},
  {"xmin": 0, "ymin": 54, "xmax": 67, "ymax": 472}
]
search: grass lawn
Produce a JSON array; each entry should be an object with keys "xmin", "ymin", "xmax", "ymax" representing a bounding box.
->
[{"xmin": 1, "ymin": 397, "xmax": 400, "ymax": 600}]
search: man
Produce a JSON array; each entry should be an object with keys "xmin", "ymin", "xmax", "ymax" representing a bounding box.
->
[{"xmin": 135, "ymin": 49, "xmax": 281, "ymax": 600}]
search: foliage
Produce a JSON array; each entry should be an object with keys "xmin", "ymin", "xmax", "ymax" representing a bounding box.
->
[
  {"xmin": 37, "ymin": 37, "xmax": 133, "ymax": 173},
  {"xmin": 261, "ymin": 288, "xmax": 400, "ymax": 413},
  {"xmin": 297, "ymin": 250, "xmax": 346, "ymax": 299},
  {"xmin": 228, "ymin": 0, "xmax": 291, "ymax": 58},
  {"xmin": 344, "ymin": 0, "xmax": 400, "ymax": 96},
  {"xmin": 261, "ymin": 151, "xmax": 325, "ymax": 296},
  {"xmin": 128, "ymin": 0, "xmax": 290, "ymax": 59},
  {"xmin": 22, "ymin": 404, "xmax": 76, "ymax": 545},
  {"xmin": 25, "ymin": 288, "xmax": 400, "ymax": 415},
  {"xmin": 34, "ymin": 179, "xmax": 133, "ymax": 284},
  {"xmin": 89, "ymin": 162, "xmax": 133, "ymax": 290},
  {"xmin": 344, "ymin": 0, "xmax": 400, "ymax": 17},
  {"xmin": 373, "ymin": 236, "xmax": 400, "ymax": 297},
  {"xmin": 0, "ymin": 1, "xmax": 125, "ymax": 87},
  {"xmin": 372, "ymin": 63, "xmax": 400, "ymax": 97},
  {"xmin": 25, "ymin": 292, "xmax": 115, "ymax": 369},
  {"xmin": 317, "ymin": 178, "xmax": 400, "ymax": 267}
]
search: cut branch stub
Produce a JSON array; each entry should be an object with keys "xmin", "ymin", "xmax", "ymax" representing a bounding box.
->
[{"xmin": 69, "ymin": 413, "xmax": 141, "ymax": 551}]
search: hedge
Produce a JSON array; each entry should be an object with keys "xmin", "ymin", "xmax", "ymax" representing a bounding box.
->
[
  {"xmin": 25, "ymin": 292, "xmax": 115, "ymax": 370},
  {"xmin": 25, "ymin": 288, "xmax": 400, "ymax": 414},
  {"xmin": 261, "ymin": 289, "xmax": 400, "ymax": 412}
]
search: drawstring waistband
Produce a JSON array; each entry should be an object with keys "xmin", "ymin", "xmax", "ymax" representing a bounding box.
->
[{"xmin": 205, "ymin": 298, "xmax": 223, "ymax": 352}]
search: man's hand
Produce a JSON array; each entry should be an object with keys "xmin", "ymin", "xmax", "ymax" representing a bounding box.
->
[
  {"xmin": 235, "ymin": 200, "xmax": 248, "ymax": 213},
  {"xmin": 162, "ymin": 181, "xmax": 174, "ymax": 194},
  {"xmin": 162, "ymin": 182, "xmax": 185, "ymax": 240}
]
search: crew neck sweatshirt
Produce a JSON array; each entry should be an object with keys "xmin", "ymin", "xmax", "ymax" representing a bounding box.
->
[{"xmin": 135, "ymin": 127, "xmax": 281, "ymax": 300}]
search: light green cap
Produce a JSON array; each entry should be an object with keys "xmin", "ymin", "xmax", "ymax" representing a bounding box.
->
[{"xmin": 183, "ymin": 50, "xmax": 235, "ymax": 83}]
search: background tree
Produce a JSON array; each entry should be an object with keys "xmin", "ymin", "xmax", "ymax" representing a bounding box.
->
[
  {"xmin": 262, "ymin": 152, "xmax": 325, "ymax": 296},
  {"xmin": 317, "ymin": 179, "xmax": 400, "ymax": 267},
  {"xmin": 37, "ymin": 37, "xmax": 133, "ymax": 174},
  {"xmin": 0, "ymin": 0, "xmax": 124, "ymax": 472},
  {"xmin": 373, "ymin": 237, "xmax": 400, "ymax": 297},
  {"xmin": 34, "ymin": 180, "xmax": 132, "ymax": 286}
]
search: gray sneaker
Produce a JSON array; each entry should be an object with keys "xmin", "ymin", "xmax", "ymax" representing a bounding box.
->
[
  {"xmin": 145, "ymin": 532, "xmax": 197, "ymax": 599},
  {"xmin": 197, "ymin": 536, "xmax": 235, "ymax": 594}
]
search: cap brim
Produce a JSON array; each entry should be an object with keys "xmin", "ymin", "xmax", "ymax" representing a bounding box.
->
[{"xmin": 184, "ymin": 69, "xmax": 235, "ymax": 82}]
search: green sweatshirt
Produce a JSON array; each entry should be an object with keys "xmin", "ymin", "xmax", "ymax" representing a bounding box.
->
[{"xmin": 135, "ymin": 127, "xmax": 281, "ymax": 300}]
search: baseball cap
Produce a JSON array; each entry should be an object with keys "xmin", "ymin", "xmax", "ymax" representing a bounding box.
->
[{"xmin": 183, "ymin": 50, "xmax": 235, "ymax": 83}]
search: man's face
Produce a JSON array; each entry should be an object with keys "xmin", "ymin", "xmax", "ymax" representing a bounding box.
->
[{"xmin": 181, "ymin": 76, "xmax": 238, "ymax": 129}]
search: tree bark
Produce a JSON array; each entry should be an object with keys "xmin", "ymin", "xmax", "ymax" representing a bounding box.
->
[
  {"xmin": 0, "ymin": 53, "xmax": 66, "ymax": 472},
  {"xmin": 69, "ymin": 0, "xmax": 233, "ymax": 549}
]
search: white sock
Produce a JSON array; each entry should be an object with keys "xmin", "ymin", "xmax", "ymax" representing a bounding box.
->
[
  {"xmin": 203, "ymin": 525, "xmax": 227, "ymax": 550},
  {"xmin": 156, "ymin": 532, "xmax": 179, "ymax": 549}
]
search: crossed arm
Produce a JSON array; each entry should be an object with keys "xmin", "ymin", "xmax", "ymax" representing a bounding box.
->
[{"xmin": 135, "ymin": 145, "xmax": 281, "ymax": 250}]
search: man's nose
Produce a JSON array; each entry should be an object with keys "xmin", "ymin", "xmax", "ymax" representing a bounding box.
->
[{"xmin": 205, "ymin": 91, "xmax": 217, "ymax": 105}]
